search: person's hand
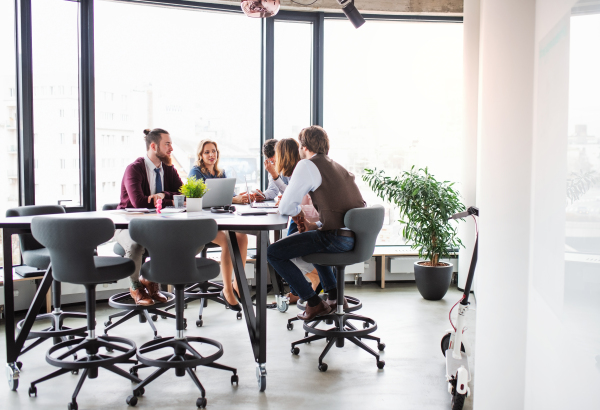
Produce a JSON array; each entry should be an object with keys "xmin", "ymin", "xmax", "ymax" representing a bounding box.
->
[
  {"xmin": 304, "ymin": 221, "xmax": 318, "ymax": 231},
  {"xmin": 148, "ymin": 193, "xmax": 165, "ymax": 207},
  {"xmin": 233, "ymin": 193, "xmax": 251, "ymax": 205},
  {"xmin": 264, "ymin": 159, "xmax": 278, "ymax": 179},
  {"xmin": 253, "ymin": 189, "xmax": 266, "ymax": 202},
  {"xmin": 292, "ymin": 209, "xmax": 307, "ymax": 232}
]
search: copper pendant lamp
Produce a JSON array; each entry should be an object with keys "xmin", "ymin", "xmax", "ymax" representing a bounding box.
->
[{"xmin": 241, "ymin": 0, "xmax": 280, "ymax": 18}]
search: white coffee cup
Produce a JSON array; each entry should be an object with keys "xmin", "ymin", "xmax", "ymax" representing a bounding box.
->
[{"xmin": 174, "ymin": 195, "xmax": 185, "ymax": 208}]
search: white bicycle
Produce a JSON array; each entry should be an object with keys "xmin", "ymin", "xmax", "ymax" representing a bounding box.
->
[{"xmin": 441, "ymin": 206, "xmax": 478, "ymax": 410}]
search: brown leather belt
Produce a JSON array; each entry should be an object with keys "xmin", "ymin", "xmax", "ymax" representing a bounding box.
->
[{"xmin": 331, "ymin": 229, "xmax": 355, "ymax": 238}]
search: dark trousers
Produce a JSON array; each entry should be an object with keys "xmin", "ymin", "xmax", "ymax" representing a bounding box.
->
[{"xmin": 267, "ymin": 229, "xmax": 354, "ymax": 301}]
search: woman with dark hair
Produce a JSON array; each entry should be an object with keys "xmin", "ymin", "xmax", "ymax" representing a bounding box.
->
[
  {"xmin": 272, "ymin": 138, "xmax": 321, "ymax": 302},
  {"xmin": 187, "ymin": 139, "xmax": 249, "ymax": 311}
]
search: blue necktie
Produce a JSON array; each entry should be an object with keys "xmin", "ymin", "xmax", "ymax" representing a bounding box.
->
[{"xmin": 154, "ymin": 168, "xmax": 163, "ymax": 194}]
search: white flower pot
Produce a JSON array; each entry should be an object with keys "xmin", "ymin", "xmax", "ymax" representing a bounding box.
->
[{"xmin": 186, "ymin": 197, "xmax": 203, "ymax": 212}]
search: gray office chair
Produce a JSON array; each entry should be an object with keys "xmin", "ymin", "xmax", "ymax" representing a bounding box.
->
[
  {"xmin": 27, "ymin": 216, "xmax": 141, "ymax": 410},
  {"xmin": 6, "ymin": 205, "xmax": 87, "ymax": 362},
  {"xmin": 127, "ymin": 218, "xmax": 237, "ymax": 408},
  {"xmin": 291, "ymin": 205, "xmax": 386, "ymax": 371},
  {"xmin": 101, "ymin": 203, "xmax": 177, "ymax": 337}
]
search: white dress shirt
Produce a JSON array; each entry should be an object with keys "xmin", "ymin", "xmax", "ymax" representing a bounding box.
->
[
  {"xmin": 278, "ymin": 155, "xmax": 322, "ymax": 217},
  {"xmin": 144, "ymin": 155, "xmax": 164, "ymax": 196}
]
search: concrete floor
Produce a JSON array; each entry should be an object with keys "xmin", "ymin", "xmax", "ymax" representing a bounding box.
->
[{"xmin": 0, "ymin": 282, "xmax": 476, "ymax": 410}]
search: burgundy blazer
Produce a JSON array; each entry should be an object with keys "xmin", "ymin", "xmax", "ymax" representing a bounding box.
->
[{"xmin": 118, "ymin": 157, "xmax": 183, "ymax": 209}]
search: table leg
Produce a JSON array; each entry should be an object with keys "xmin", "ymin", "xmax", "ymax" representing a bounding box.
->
[
  {"xmin": 3, "ymin": 228, "xmax": 19, "ymax": 390},
  {"xmin": 225, "ymin": 230, "xmax": 268, "ymax": 392},
  {"xmin": 380, "ymin": 256, "xmax": 386, "ymax": 289}
]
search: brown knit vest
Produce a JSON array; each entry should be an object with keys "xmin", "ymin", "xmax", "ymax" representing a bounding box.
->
[{"xmin": 308, "ymin": 154, "xmax": 365, "ymax": 231}]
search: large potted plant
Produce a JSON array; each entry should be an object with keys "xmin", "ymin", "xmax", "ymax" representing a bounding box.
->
[
  {"xmin": 179, "ymin": 176, "xmax": 208, "ymax": 212},
  {"xmin": 363, "ymin": 166, "xmax": 464, "ymax": 300}
]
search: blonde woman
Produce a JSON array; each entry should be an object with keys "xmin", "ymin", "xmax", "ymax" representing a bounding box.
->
[{"xmin": 188, "ymin": 139, "xmax": 249, "ymax": 311}]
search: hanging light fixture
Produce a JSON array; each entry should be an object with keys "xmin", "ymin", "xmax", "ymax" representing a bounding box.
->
[{"xmin": 241, "ymin": 0, "xmax": 280, "ymax": 18}]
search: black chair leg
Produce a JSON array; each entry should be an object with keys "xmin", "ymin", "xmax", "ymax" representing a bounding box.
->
[
  {"xmin": 71, "ymin": 368, "xmax": 90, "ymax": 403},
  {"xmin": 347, "ymin": 336, "xmax": 381, "ymax": 360},
  {"xmin": 186, "ymin": 367, "xmax": 207, "ymax": 398},
  {"xmin": 318, "ymin": 337, "xmax": 336, "ymax": 366}
]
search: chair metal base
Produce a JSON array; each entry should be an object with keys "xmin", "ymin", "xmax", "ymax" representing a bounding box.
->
[
  {"xmin": 286, "ymin": 295, "xmax": 362, "ymax": 332},
  {"xmin": 28, "ymin": 335, "xmax": 141, "ymax": 409},
  {"xmin": 128, "ymin": 336, "xmax": 237, "ymax": 408},
  {"xmin": 17, "ymin": 310, "xmax": 88, "ymax": 356},
  {"xmin": 105, "ymin": 292, "xmax": 177, "ymax": 338},
  {"xmin": 291, "ymin": 312, "xmax": 386, "ymax": 371}
]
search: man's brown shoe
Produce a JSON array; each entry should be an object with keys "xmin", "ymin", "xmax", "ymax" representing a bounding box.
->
[
  {"xmin": 326, "ymin": 297, "xmax": 349, "ymax": 312},
  {"xmin": 140, "ymin": 276, "xmax": 168, "ymax": 303},
  {"xmin": 130, "ymin": 287, "xmax": 154, "ymax": 306},
  {"xmin": 287, "ymin": 293, "xmax": 300, "ymax": 305},
  {"xmin": 297, "ymin": 299, "xmax": 333, "ymax": 322}
]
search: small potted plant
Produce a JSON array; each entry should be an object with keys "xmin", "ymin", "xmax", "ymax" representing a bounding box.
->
[
  {"xmin": 363, "ymin": 166, "xmax": 464, "ymax": 300},
  {"xmin": 179, "ymin": 176, "xmax": 208, "ymax": 212}
]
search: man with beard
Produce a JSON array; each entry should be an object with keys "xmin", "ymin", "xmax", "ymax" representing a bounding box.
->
[
  {"xmin": 267, "ymin": 125, "xmax": 365, "ymax": 321},
  {"xmin": 115, "ymin": 128, "xmax": 182, "ymax": 306}
]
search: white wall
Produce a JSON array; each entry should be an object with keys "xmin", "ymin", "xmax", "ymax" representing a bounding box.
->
[
  {"xmin": 474, "ymin": 0, "xmax": 535, "ymax": 409},
  {"xmin": 474, "ymin": 0, "xmax": 600, "ymax": 409}
]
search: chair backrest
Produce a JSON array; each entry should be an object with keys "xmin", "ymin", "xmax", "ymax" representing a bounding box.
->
[
  {"xmin": 102, "ymin": 203, "xmax": 119, "ymax": 211},
  {"xmin": 303, "ymin": 205, "xmax": 385, "ymax": 266},
  {"xmin": 6, "ymin": 205, "xmax": 66, "ymax": 253},
  {"xmin": 129, "ymin": 218, "xmax": 218, "ymax": 284},
  {"xmin": 31, "ymin": 216, "xmax": 115, "ymax": 283}
]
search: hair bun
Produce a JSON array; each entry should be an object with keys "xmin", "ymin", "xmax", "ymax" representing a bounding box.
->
[{"xmin": 143, "ymin": 129, "xmax": 151, "ymax": 136}]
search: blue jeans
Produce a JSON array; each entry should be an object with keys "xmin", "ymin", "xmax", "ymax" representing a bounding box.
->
[{"xmin": 267, "ymin": 230, "xmax": 355, "ymax": 301}]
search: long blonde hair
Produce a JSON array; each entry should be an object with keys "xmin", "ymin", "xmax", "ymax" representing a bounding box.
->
[
  {"xmin": 195, "ymin": 139, "xmax": 223, "ymax": 177},
  {"xmin": 275, "ymin": 138, "xmax": 301, "ymax": 177}
]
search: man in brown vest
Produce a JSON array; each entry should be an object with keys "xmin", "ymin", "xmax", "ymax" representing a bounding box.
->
[{"xmin": 267, "ymin": 125, "xmax": 365, "ymax": 321}]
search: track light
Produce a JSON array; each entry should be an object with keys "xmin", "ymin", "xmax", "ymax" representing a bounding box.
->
[
  {"xmin": 337, "ymin": 0, "xmax": 365, "ymax": 28},
  {"xmin": 241, "ymin": 0, "xmax": 280, "ymax": 18}
]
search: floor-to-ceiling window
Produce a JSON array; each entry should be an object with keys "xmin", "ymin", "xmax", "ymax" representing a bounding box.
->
[
  {"xmin": 324, "ymin": 19, "xmax": 464, "ymax": 245},
  {"xmin": 94, "ymin": 1, "xmax": 262, "ymax": 208},
  {"xmin": 0, "ymin": 0, "xmax": 22, "ymax": 265},
  {"xmin": 274, "ymin": 20, "xmax": 312, "ymax": 140},
  {"xmin": 31, "ymin": 0, "xmax": 81, "ymax": 207}
]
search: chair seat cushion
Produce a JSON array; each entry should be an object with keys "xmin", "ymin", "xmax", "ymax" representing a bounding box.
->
[
  {"xmin": 85, "ymin": 256, "xmax": 135, "ymax": 284},
  {"xmin": 22, "ymin": 248, "xmax": 51, "ymax": 270},
  {"xmin": 141, "ymin": 258, "xmax": 220, "ymax": 285}
]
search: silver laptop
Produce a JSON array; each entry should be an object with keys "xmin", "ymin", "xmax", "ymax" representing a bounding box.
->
[
  {"xmin": 244, "ymin": 176, "xmax": 278, "ymax": 208},
  {"xmin": 201, "ymin": 178, "xmax": 236, "ymax": 208}
]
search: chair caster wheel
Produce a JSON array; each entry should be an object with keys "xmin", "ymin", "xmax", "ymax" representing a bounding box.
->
[
  {"xmin": 196, "ymin": 320, "xmax": 203, "ymax": 327},
  {"xmin": 291, "ymin": 347, "xmax": 300, "ymax": 355},
  {"xmin": 183, "ymin": 319, "xmax": 188, "ymax": 329},
  {"xmin": 139, "ymin": 315, "xmax": 147, "ymax": 323},
  {"xmin": 161, "ymin": 316, "xmax": 167, "ymax": 319},
  {"xmin": 184, "ymin": 303, "xmax": 188, "ymax": 309},
  {"xmin": 196, "ymin": 397, "xmax": 207, "ymax": 408},
  {"xmin": 68, "ymin": 401, "xmax": 78, "ymax": 410},
  {"xmin": 106, "ymin": 346, "xmax": 114, "ymax": 352},
  {"xmin": 134, "ymin": 387, "xmax": 145, "ymax": 397},
  {"xmin": 104, "ymin": 321, "xmax": 112, "ymax": 327},
  {"xmin": 236, "ymin": 312, "xmax": 242, "ymax": 320},
  {"xmin": 377, "ymin": 360, "xmax": 385, "ymax": 369},
  {"xmin": 28, "ymin": 386, "xmax": 37, "ymax": 397},
  {"xmin": 231, "ymin": 374, "xmax": 239, "ymax": 385},
  {"xmin": 126, "ymin": 395, "xmax": 137, "ymax": 406},
  {"xmin": 151, "ymin": 315, "xmax": 158, "ymax": 321},
  {"xmin": 16, "ymin": 361, "xmax": 23, "ymax": 370},
  {"xmin": 287, "ymin": 323, "xmax": 293, "ymax": 331},
  {"xmin": 363, "ymin": 322, "xmax": 369, "ymax": 329},
  {"xmin": 129, "ymin": 369, "xmax": 138, "ymax": 377},
  {"xmin": 378, "ymin": 343, "xmax": 386, "ymax": 351},
  {"xmin": 71, "ymin": 369, "xmax": 79, "ymax": 375},
  {"xmin": 318, "ymin": 363, "xmax": 328, "ymax": 372}
]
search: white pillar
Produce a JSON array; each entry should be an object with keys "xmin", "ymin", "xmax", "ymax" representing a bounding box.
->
[
  {"xmin": 474, "ymin": 1, "xmax": 535, "ymax": 409},
  {"xmin": 458, "ymin": 0, "xmax": 480, "ymax": 290}
]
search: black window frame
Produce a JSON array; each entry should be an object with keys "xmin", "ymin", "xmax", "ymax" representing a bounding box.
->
[{"xmin": 13, "ymin": 0, "xmax": 462, "ymax": 209}]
